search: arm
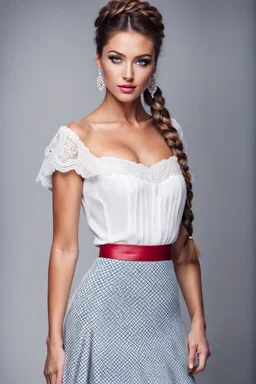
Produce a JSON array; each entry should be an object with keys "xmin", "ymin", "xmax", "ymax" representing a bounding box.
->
[
  {"xmin": 172, "ymin": 223, "xmax": 212, "ymax": 375},
  {"xmin": 172, "ymin": 223, "xmax": 206, "ymax": 330},
  {"xmin": 46, "ymin": 168, "xmax": 84, "ymax": 347}
]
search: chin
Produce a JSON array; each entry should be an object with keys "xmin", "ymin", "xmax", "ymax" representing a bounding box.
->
[{"xmin": 112, "ymin": 89, "xmax": 142, "ymax": 102}]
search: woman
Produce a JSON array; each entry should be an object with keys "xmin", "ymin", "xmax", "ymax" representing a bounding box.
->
[{"xmin": 36, "ymin": 0, "xmax": 211, "ymax": 383}]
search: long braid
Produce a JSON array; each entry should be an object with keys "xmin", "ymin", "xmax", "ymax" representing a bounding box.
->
[
  {"xmin": 94, "ymin": 0, "xmax": 201, "ymax": 264},
  {"xmin": 144, "ymin": 88, "xmax": 201, "ymax": 264}
]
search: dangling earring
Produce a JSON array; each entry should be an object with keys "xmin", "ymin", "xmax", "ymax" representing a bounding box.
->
[
  {"xmin": 97, "ymin": 67, "xmax": 105, "ymax": 91},
  {"xmin": 147, "ymin": 73, "xmax": 158, "ymax": 98}
]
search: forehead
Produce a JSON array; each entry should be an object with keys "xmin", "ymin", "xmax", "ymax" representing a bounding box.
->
[{"xmin": 103, "ymin": 31, "xmax": 154, "ymax": 56}]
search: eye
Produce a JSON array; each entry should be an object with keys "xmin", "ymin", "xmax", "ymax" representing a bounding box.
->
[
  {"xmin": 136, "ymin": 59, "xmax": 151, "ymax": 66},
  {"xmin": 108, "ymin": 56, "xmax": 151, "ymax": 66},
  {"xmin": 108, "ymin": 55, "xmax": 121, "ymax": 63}
]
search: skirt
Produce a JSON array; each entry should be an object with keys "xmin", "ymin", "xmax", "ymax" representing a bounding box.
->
[{"xmin": 62, "ymin": 244, "xmax": 196, "ymax": 384}]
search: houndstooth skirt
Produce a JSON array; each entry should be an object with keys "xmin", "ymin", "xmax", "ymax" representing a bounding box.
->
[{"xmin": 62, "ymin": 256, "xmax": 196, "ymax": 383}]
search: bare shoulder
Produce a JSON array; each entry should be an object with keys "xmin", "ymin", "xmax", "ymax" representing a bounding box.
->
[{"xmin": 66, "ymin": 118, "xmax": 93, "ymax": 143}]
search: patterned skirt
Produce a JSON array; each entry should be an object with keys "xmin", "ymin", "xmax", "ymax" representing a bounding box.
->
[{"xmin": 62, "ymin": 256, "xmax": 196, "ymax": 383}]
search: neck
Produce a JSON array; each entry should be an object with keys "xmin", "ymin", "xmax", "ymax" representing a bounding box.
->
[{"xmin": 98, "ymin": 89, "xmax": 151, "ymax": 126}]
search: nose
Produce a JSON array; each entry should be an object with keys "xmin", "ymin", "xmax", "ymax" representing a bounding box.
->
[{"xmin": 122, "ymin": 63, "xmax": 134, "ymax": 82}]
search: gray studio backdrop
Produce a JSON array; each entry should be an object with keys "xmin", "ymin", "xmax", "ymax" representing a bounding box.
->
[{"xmin": 0, "ymin": 0, "xmax": 255, "ymax": 383}]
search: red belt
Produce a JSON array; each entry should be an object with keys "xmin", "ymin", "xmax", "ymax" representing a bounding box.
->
[{"xmin": 98, "ymin": 243, "xmax": 172, "ymax": 262}]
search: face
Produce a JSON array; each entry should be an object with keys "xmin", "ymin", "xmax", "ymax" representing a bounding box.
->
[{"xmin": 96, "ymin": 31, "xmax": 156, "ymax": 101}]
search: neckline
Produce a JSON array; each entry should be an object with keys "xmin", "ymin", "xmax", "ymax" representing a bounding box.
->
[{"xmin": 62, "ymin": 125, "xmax": 177, "ymax": 170}]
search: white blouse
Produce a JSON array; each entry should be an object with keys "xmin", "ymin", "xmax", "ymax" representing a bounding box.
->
[{"xmin": 36, "ymin": 118, "xmax": 188, "ymax": 246}]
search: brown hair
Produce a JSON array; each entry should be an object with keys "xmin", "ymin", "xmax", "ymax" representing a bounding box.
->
[{"xmin": 94, "ymin": 0, "xmax": 201, "ymax": 264}]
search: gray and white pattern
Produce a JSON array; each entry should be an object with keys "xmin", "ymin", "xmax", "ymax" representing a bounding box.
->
[{"xmin": 62, "ymin": 257, "xmax": 196, "ymax": 383}]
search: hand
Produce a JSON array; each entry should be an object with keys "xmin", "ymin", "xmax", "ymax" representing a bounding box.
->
[
  {"xmin": 44, "ymin": 341, "xmax": 66, "ymax": 384},
  {"xmin": 187, "ymin": 324, "xmax": 212, "ymax": 376}
]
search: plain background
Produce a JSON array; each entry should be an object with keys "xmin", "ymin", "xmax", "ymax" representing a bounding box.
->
[{"xmin": 0, "ymin": 0, "xmax": 255, "ymax": 383}]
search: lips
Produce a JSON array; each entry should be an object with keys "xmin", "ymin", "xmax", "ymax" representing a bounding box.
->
[
  {"xmin": 118, "ymin": 85, "xmax": 136, "ymax": 88},
  {"xmin": 118, "ymin": 85, "xmax": 137, "ymax": 94}
]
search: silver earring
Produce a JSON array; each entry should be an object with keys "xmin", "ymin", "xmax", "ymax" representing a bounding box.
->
[
  {"xmin": 148, "ymin": 73, "xmax": 158, "ymax": 98},
  {"xmin": 97, "ymin": 67, "xmax": 105, "ymax": 91}
]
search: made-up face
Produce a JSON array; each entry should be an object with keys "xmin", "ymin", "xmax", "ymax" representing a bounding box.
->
[{"xmin": 96, "ymin": 31, "xmax": 156, "ymax": 102}]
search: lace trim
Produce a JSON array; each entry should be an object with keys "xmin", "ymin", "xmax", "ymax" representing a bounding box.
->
[
  {"xmin": 171, "ymin": 118, "xmax": 188, "ymax": 154},
  {"xmin": 36, "ymin": 119, "xmax": 192, "ymax": 190}
]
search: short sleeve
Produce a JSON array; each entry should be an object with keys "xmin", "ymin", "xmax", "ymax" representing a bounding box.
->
[
  {"xmin": 171, "ymin": 118, "xmax": 195, "ymax": 183},
  {"xmin": 36, "ymin": 126, "xmax": 85, "ymax": 191},
  {"xmin": 171, "ymin": 118, "xmax": 188, "ymax": 155}
]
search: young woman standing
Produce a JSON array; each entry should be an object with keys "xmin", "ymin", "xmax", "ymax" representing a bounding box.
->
[{"xmin": 36, "ymin": 1, "xmax": 211, "ymax": 383}]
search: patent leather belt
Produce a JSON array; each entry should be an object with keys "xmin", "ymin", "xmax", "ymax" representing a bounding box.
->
[{"xmin": 98, "ymin": 243, "xmax": 172, "ymax": 262}]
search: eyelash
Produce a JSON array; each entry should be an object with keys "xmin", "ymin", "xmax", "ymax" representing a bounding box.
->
[{"xmin": 108, "ymin": 56, "xmax": 151, "ymax": 66}]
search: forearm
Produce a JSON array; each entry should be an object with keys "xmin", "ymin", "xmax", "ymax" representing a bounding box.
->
[
  {"xmin": 174, "ymin": 261, "xmax": 206, "ymax": 329},
  {"xmin": 46, "ymin": 245, "xmax": 79, "ymax": 346}
]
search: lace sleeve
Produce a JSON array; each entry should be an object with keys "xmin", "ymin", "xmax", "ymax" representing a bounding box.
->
[
  {"xmin": 171, "ymin": 118, "xmax": 188, "ymax": 155},
  {"xmin": 36, "ymin": 126, "xmax": 85, "ymax": 191},
  {"xmin": 171, "ymin": 118, "xmax": 195, "ymax": 183}
]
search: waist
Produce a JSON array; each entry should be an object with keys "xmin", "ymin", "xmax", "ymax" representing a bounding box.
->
[{"xmin": 98, "ymin": 243, "xmax": 172, "ymax": 262}]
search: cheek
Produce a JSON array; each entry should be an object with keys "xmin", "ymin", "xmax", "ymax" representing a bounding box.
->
[
  {"xmin": 136, "ymin": 72, "xmax": 151, "ymax": 89},
  {"xmin": 103, "ymin": 64, "xmax": 119, "ymax": 84},
  {"xmin": 140, "ymin": 72, "xmax": 151, "ymax": 86}
]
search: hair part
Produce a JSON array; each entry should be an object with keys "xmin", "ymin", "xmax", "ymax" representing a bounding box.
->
[{"xmin": 94, "ymin": 0, "xmax": 201, "ymax": 264}]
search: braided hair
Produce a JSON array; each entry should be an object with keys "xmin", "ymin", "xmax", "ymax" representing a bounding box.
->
[{"xmin": 94, "ymin": 0, "xmax": 201, "ymax": 264}]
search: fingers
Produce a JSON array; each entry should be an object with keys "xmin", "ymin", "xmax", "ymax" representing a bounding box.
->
[
  {"xmin": 44, "ymin": 370, "xmax": 63, "ymax": 384},
  {"xmin": 43, "ymin": 359, "xmax": 51, "ymax": 384},
  {"xmin": 56, "ymin": 368, "xmax": 64, "ymax": 384},
  {"xmin": 44, "ymin": 373, "xmax": 60, "ymax": 384},
  {"xmin": 43, "ymin": 344, "xmax": 65, "ymax": 384},
  {"xmin": 188, "ymin": 346, "xmax": 212, "ymax": 376},
  {"xmin": 44, "ymin": 372, "xmax": 53, "ymax": 384},
  {"xmin": 187, "ymin": 343, "xmax": 197, "ymax": 371},
  {"xmin": 191, "ymin": 351, "xmax": 207, "ymax": 375},
  {"xmin": 44, "ymin": 372, "xmax": 51, "ymax": 384}
]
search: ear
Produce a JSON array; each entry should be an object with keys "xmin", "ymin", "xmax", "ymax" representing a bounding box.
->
[
  {"xmin": 95, "ymin": 53, "xmax": 101, "ymax": 68},
  {"xmin": 153, "ymin": 62, "xmax": 157, "ymax": 74}
]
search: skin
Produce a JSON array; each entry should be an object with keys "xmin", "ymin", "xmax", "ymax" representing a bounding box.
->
[{"xmin": 43, "ymin": 30, "xmax": 211, "ymax": 384}]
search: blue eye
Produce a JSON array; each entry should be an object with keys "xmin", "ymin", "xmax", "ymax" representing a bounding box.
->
[
  {"xmin": 108, "ymin": 56, "xmax": 151, "ymax": 66},
  {"xmin": 109, "ymin": 56, "xmax": 121, "ymax": 63},
  {"xmin": 136, "ymin": 59, "xmax": 151, "ymax": 66}
]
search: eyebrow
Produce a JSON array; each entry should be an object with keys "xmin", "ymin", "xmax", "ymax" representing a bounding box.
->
[{"xmin": 107, "ymin": 50, "xmax": 152, "ymax": 58}]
